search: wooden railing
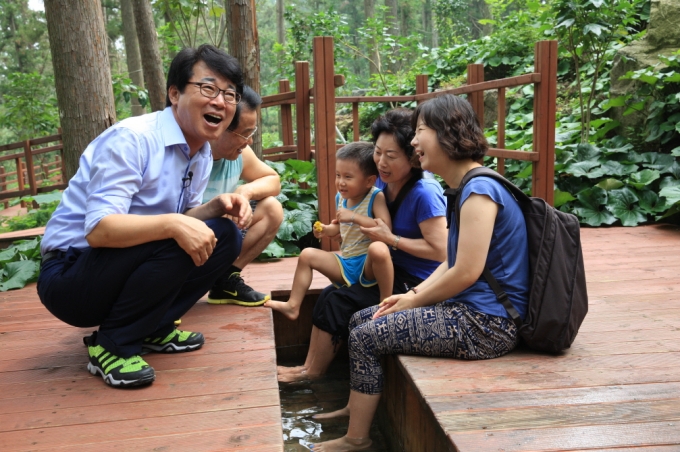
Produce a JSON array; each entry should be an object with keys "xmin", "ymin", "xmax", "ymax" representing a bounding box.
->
[
  {"xmin": 1, "ymin": 39, "xmax": 556, "ymax": 250},
  {"xmin": 0, "ymin": 133, "xmax": 66, "ymax": 208},
  {"xmin": 259, "ymin": 38, "xmax": 557, "ymax": 250}
]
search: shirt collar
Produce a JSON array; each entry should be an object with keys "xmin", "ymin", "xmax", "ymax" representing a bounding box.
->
[{"xmin": 159, "ymin": 107, "xmax": 211, "ymax": 159}]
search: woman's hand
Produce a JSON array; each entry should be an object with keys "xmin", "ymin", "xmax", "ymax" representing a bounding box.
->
[
  {"xmin": 360, "ymin": 218, "xmax": 393, "ymax": 244},
  {"xmin": 373, "ymin": 291, "xmax": 417, "ymax": 319}
]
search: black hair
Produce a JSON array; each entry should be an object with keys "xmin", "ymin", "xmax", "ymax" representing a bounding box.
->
[
  {"xmin": 412, "ymin": 94, "xmax": 489, "ymax": 161},
  {"xmin": 165, "ymin": 44, "xmax": 244, "ymax": 107},
  {"xmin": 228, "ymin": 85, "xmax": 263, "ymax": 131},
  {"xmin": 336, "ymin": 141, "xmax": 378, "ymax": 177},
  {"xmin": 371, "ymin": 107, "xmax": 422, "ymax": 179}
]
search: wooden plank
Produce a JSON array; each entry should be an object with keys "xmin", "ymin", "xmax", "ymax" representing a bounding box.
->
[
  {"xmin": 295, "ymin": 61, "xmax": 312, "ymax": 161},
  {"xmin": 278, "ymin": 79, "xmax": 294, "ymax": 147},
  {"xmin": 531, "ymin": 40, "xmax": 558, "ymax": 204},
  {"xmin": 449, "ymin": 421, "xmax": 680, "ymax": 451},
  {"xmin": 467, "ymin": 64, "xmax": 484, "ymax": 128},
  {"xmin": 1, "ymin": 407, "xmax": 283, "ymax": 450}
]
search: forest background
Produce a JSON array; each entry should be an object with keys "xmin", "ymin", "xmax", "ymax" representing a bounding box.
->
[{"xmin": 0, "ymin": 0, "xmax": 679, "ymax": 245}]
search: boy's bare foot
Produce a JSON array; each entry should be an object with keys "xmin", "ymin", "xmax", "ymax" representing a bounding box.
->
[
  {"xmin": 309, "ymin": 436, "xmax": 372, "ymax": 451},
  {"xmin": 313, "ymin": 405, "xmax": 349, "ymax": 419},
  {"xmin": 264, "ymin": 300, "xmax": 300, "ymax": 321},
  {"xmin": 277, "ymin": 368, "xmax": 322, "ymax": 383},
  {"xmin": 277, "ymin": 365, "xmax": 307, "ymax": 375}
]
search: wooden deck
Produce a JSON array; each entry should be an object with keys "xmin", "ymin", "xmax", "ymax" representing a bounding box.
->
[
  {"xmin": 380, "ymin": 224, "xmax": 680, "ymax": 451},
  {"xmin": 1, "ymin": 224, "xmax": 679, "ymax": 451},
  {"xmin": 0, "ymin": 258, "xmax": 329, "ymax": 451}
]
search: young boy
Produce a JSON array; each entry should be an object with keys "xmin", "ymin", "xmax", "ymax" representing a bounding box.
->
[{"xmin": 265, "ymin": 141, "xmax": 393, "ymax": 321}]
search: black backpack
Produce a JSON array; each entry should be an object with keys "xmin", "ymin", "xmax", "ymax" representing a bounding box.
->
[{"xmin": 445, "ymin": 167, "xmax": 588, "ymax": 353}]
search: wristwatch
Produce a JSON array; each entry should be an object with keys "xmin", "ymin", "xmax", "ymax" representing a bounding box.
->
[{"xmin": 392, "ymin": 235, "xmax": 401, "ymax": 250}]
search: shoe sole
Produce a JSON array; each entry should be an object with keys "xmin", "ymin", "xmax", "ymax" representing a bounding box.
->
[
  {"xmin": 207, "ymin": 295, "xmax": 270, "ymax": 307},
  {"xmin": 87, "ymin": 363, "xmax": 155, "ymax": 387},
  {"xmin": 141, "ymin": 341, "xmax": 204, "ymax": 353}
]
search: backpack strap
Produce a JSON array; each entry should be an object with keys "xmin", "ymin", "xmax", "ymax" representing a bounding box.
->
[
  {"xmin": 386, "ymin": 173, "xmax": 419, "ymax": 220},
  {"xmin": 446, "ymin": 167, "xmax": 523, "ymax": 329}
]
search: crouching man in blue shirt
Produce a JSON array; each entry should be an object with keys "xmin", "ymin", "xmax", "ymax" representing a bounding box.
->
[{"xmin": 37, "ymin": 44, "xmax": 251, "ymax": 388}]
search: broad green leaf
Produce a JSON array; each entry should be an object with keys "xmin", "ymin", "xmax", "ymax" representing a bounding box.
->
[
  {"xmin": 660, "ymin": 185, "xmax": 680, "ymax": 205},
  {"xmin": 583, "ymin": 24, "xmax": 606, "ymax": 37},
  {"xmin": 566, "ymin": 161, "xmax": 600, "ymax": 178},
  {"xmin": 0, "ymin": 249, "xmax": 19, "ymax": 265},
  {"xmin": 607, "ymin": 187, "xmax": 647, "ymax": 226},
  {"xmin": 554, "ymin": 190, "xmax": 575, "ymax": 208},
  {"xmin": 576, "ymin": 186, "xmax": 608, "ymax": 210},
  {"xmin": 601, "ymin": 96, "xmax": 626, "ymax": 108},
  {"xmin": 638, "ymin": 189, "xmax": 667, "ymax": 214},
  {"xmin": 0, "ymin": 260, "xmax": 39, "ymax": 292},
  {"xmin": 573, "ymin": 205, "xmax": 617, "ymax": 226},
  {"xmin": 282, "ymin": 242, "xmax": 301, "ymax": 257},
  {"xmin": 672, "ymin": 147, "xmax": 680, "ymax": 157},
  {"xmin": 575, "ymin": 143, "xmax": 601, "ymax": 160},
  {"xmin": 659, "ymin": 175, "xmax": 680, "ymax": 189},
  {"xmin": 279, "ymin": 209, "xmax": 315, "ymax": 241},
  {"xmin": 626, "ymin": 169, "xmax": 660, "ymax": 189},
  {"xmin": 659, "ymin": 201, "xmax": 680, "ymax": 220},
  {"xmin": 21, "ymin": 191, "xmax": 62, "ymax": 206},
  {"xmin": 596, "ymin": 178, "xmax": 624, "ymax": 191},
  {"xmin": 641, "ymin": 152, "xmax": 675, "ymax": 172},
  {"xmin": 266, "ymin": 160, "xmax": 287, "ymax": 174},
  {"xmin": 260, "ymin": 241, "xmax": 286, "ymax": 259},
  {"xmin": 588, "ymin": 161, "xmax": 637, "ymax": 179}
]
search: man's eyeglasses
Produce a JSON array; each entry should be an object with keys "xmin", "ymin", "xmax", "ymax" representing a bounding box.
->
[
  {"xmin": 228, "ymin": 126, "xmax": 258, "ymax": 141},
  {"xmin": 188, "ymin": 82, "xmax": 241, "ymax": 105}
]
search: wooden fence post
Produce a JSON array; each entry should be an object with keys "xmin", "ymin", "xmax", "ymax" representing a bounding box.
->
[
  {"xmin": 497, "ymin": 87, "xmax": 506, "ymax": 176},
  {"xmin": 467, "ymin": 64, "xmax": 485, "ymax": 129},
  {"xmin": 415, "ymin": 74, "xmax": 429, "ymax": 104},
  {"xmin": 295, "ymin": 61, "xmax": 312, "ymax": 162},
  {"xmin": 0, "ymin": 167, "xmax": 7, "ymax": 209},
  {"xmin": 312, "ymin": 36, "xmax": 338, "ymax": 252},
  {"xmin": 23, "ymin": 140, "xmax": 38, "ymax": 196},
  {"xmin": 279, "ymin": 80, "xmax": 294, "ymax": 148},
  {"xmin": 532, "ymin": 40, "xmax": 558, "ymax": 205}
]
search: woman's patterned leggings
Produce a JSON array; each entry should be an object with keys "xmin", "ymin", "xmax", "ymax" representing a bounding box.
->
[{"xmin": 348, "ymin": 302, "xmax": 519, "ymax": 395}]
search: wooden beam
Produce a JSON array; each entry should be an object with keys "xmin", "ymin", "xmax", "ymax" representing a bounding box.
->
[
  {"xmin": 532, "ymin": 40, "xmax": 558, "ymax": 205},
  {"xmin": 279, "ymin": 80, "xmax": 294, "ymax": 147},
  {"xmin": 467, "ymin": 64, "xmax": 484, "ymax": 129},
  {"xmin": 295, "ymin": 61, "xmax": 312, "ymax": 162}
]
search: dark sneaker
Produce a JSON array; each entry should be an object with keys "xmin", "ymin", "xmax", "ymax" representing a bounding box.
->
[
  {"xmin": 207, "ymin": 272, "xmax": 270, "ymax": 306},
  {"xmin": 85, "ymin": 335, "xmax": 155, "ymax": 388},
  {"xmin": 142, "ymin": 329, "xmax": 204, "ymax": 353}
]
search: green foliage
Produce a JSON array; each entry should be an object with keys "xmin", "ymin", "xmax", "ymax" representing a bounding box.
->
[
  {"xmin": 0, "ymin": 236, "xmax": 41, "ymax": 292},
  {"xmin": 612, "ymin": 50, "xmax": 680, "ymax": 153},
  {"xmin": 0, "ymin": 72, "xmax": 59, "ymax": 141},
  {"xmin": 112, "ymin": 75, "xmax": 149, "ymax": 120},
  {"xmin": 259, "ymin": 159, "xmax": 319, "ymax": 259},
  {"xmin": 551, "ymin": 0, "xmax": 647, "ymax": 142},
  {"xmin": 0, "ymin": 199, "xmax": 60, "ymax": 233}
]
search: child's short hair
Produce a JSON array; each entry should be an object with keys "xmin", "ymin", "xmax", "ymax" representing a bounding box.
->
[{"xmin": 336, "ymin": 141, "xmax": 378, "ymax": 177}]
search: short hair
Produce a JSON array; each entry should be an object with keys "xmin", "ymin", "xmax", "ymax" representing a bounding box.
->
[
  {"xmin": 336, "ymin": 141, "xmax": 378, "ymax": 177},
  {"xmin": 165, "ymin": 44, "xmax": 244, "ymax": 107},
  {"xmin": 412, "ymin": 94, "xmax": 489, "ymax": 161},
  {"xmin": 371, "ymin": 107, "xmax": 422, "ymax": 178},
  {"xmin": 228, "ymin": 85, "xmax": 262, "ymax": 131}
]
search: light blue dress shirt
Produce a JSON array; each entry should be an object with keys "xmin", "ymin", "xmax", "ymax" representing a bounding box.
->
[{"xmin": 42, "ymin": 107, "xmax": 213, "ymax": 254}]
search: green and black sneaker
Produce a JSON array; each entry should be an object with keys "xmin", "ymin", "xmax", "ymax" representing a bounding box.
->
[
  {"xmin": 85, "ymin": 334, "xmax": 155, "ymax": 388},
  {"xmin": 142, "ymin": 329, "xmax": 205, "ymax": 353},
  {"xmin": 207, "ymin": 271, "xmax": 270, "ymax": 306}
]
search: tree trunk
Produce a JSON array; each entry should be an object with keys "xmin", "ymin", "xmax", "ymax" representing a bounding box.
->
[
  {"xmin": 132, "ymin": 0, "xmax": 166, "ymax": 112},
  {"xmin": 225, "ymin": 0, "xmax": 262, "ymax": 158},
  {"xmin": 385, "ymin": 0, "xmax": 398, "ymax": 73},
  {"xmin": 276, "ymin": 0, "xmax": 285, "ymax": 45},
  {"xmin": 120, "ymin": 0, "xmax": 146, "ymax": 116},
  {"xmin": 470, "ymin": 0, "xmax": 492, "ymax": 39},
  {"xmin": 44, "ymin": 0, "xmax": 116, "ymax": 181},
  {"xmin": 364, "ymin": 0, "xmax": 378, "ymax": 75},
  {"xmin": 422, "ymin": 0, "xmax": 434, "ymax": 48}
]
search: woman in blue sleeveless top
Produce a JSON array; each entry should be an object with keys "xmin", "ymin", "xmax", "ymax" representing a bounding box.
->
[{"xmin": 310, "ymin": 95, "xmax": 530, "ymax": 451}]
